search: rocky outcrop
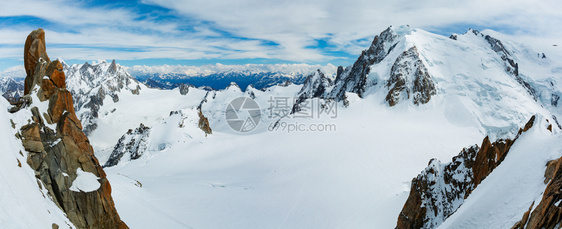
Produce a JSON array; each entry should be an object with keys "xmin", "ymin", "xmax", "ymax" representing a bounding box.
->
[
  {"xmin": 292, "ymin": 69, "xmax": 332, "ymax": 113},
  {"xmin": 512, "ymin": 156, "xmax": 562, "ymax": 229},
  {"xmin": 198, "ymin": 109, "xmax": 212, "ymax": 136},
  {"xmin": 385, "ymin": 46, "xmax": 436, "ymax": 106},
  {"xmin": 24, "ymin": 29, "xmax": 51, "ymax": 95},
  {"xmin": 397, "ymin": 116, "xmax": 536, "ymax": 229},
  {"xmin": 328, "ymin": 26, "xmax": 401, "ymax": 100},
  {"xmin": 18, "ymin": 28, "xmax": 127, "ymax": 229},
  {"xmin": 179, "ymin": 83, "xmax": 190, "ymax": 95},
  {"xmin": 397, "ymin": 146, "xmax": 479, "ymax": 229},
  {"xmin": 104, "ymin": 123, "xmax": 150, "ymax": 168}
]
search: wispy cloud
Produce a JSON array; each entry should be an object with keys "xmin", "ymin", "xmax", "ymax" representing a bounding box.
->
[{"xmin": 0, "ymin": 0, "xmax": 560, "ymax": 71}]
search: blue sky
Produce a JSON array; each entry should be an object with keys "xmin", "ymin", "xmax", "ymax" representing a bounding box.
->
[{"xmin": 0, "ymin": 0, "xmax": 561, "ymax": 72}]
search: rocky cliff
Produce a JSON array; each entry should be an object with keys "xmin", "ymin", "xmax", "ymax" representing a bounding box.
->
[
  {"xmin": 17, "ymin": 28, "xmax": 127, "ymax": 229},
  {"xmin": 385, "ymin": 46, "xmax": 436, "ymax": 106},
  {"xmin": 397, "ymin": 116, "xmax": 536, "ymax": 229},
  {"xmin": 104, "ymin": 123, "xmax": 150, "ymax": 168},
  {"xmin": 512, "ymin": 155, "xmax": 562, "ymax": 229}
]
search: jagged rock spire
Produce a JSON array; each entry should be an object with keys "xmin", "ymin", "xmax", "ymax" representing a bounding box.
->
[
  {"xmin": 20, "ymin": 28, "xmax": 128, "ymax": 229},
  {"xmin": 24, "ymin": 28, "xmax": 51, "ymax": 95}
]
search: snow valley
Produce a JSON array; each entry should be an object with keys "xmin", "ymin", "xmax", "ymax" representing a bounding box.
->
[{"xmin": 1, "ymin": 24, "xmax": 562, "ymax": 229}]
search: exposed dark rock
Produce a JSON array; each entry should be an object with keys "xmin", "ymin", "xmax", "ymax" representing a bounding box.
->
[
  {"xmin": 329, "ymin": 26, "xmax": 401, "ymax": 100},
  {"xmin": 20, "ymin": 28, "xmax": 127, "ymax": 229},
  {"xmin": 104, "ymin": 123, "xmax": 150, "ymax": 168},
  {"xmin": 551, "ymin": 94, "xmax": 559, "ymax": 107},
  {"xmin": 245, "ymin": 85, "xmax": 256, "ymax": 99},
  {"xmin": 386, "ymin": 46, "xmax": 436, "ymax": 106},
  {"xmin": 278, "ymin": 80, "xmax": 292, "ymax": 87},
  {"xmin": 198, "ymin": 109, "xmax": 212, "ymax": 136},
  {"xmin": 336, "ymin": 66, "xmax": 344, "ymax": 79},
  {"xmin": 512, "ymin": 157, "xmax": 562, "ymax": 229},
  {"xmin": 397, "ymin": 116, "xmax": 536, "ymax": 229},
  {"xmin": 292, "ymin": 69, "xmax": 333, "ymax": 113},
  {"xmin": 111, "ymin": 94, "xmax": 119, "ymax": 103},
  {"xmin": 179, "ymin": 83, "xmax": 190, "ymax": 95},
  {"xmin": 397, "ymin": 146, "xmax": 478, "ymax": 229}
]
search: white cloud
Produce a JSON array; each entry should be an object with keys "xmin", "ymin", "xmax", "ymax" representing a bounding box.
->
[
  {"xmin": 0, "ymin": 0, "xmax": 561, "ymax": 69},
  {"xmin": 143, "ymin": 0, "xmax": 562, "ymax": 53}
]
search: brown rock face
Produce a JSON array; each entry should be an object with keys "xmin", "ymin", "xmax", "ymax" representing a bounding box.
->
[
  {"xmin": 512, "ymin": 158, "xmax": 562, "ymax": 229},
  {"xmin": 19, "ymin": 28, "xmax": 127, "ymax": 229},
  {"xmin": 472, "ymin": 136, "xmax": 514, "ymax": 186},
  {"xmin": 397, "ymin": 116, "xmax": 536, "ymax": 229},
  {"xmin": 198, "ymin": 109, "xmax": 213, "ymax": 136},
  {"xmin": 24, "ymin": 28, "xmax": 51, "ymax": 95}
]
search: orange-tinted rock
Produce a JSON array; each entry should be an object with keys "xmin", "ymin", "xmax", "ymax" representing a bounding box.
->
[
  {"xmin": 48, "ymin": 89, "xmax": 76, "ymax": 124},
  {"xmin": 396, "ymin": 177, "xmax": 426, "ymax": 229},
  {"xmin": 512, "ymin": 203, "xmax": 534, "ymax": 229},
  {"xmin": 397, "ymin": 116, "xmax": 536, "ymax": 229},
  {"xmin": 198, "ymin": 109, "xmax": 212, "ymax": 136},
  {"xmin": 472, "ymin": 136, "xmax": 514, "ymax": 186},
  {"xmin": 46, "ymin": 60, "xmax": 66, "ymax": 88},
  {"xmin": 20, "ymin": 123, "xmax": 44, "ymax": 153},
  {"xmin": 24, "ymin": 28, "xmax": 50, "ymax": 95},
  {"xmin": 20, "ymin": 29, "xmax": 128, "ymax": 229},
  {"xmin": 513, "ymin": 158, "xmax": 562, "ymax": 228},
  {"xmin": 39, "ymin": 78, "xmax": 56, "ymax": 101}
]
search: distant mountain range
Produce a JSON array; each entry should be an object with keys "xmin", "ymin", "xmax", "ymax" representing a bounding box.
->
[
  {"xmin": 1, "ymin": 63, "xmax": 337, "ymax": 91},
  {"xmin": 127, "ymin": 63, "xmax": 337, "ymax": 90}
]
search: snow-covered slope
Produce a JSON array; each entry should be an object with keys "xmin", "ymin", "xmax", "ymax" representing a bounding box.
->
[{"xmin": 0, "ymin": 99, "xmax": 74, "ymax": 228}]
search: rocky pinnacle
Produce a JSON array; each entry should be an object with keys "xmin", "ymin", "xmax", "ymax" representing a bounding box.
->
[{"xmin": 20, "ymin": 28, "xmax": 128, "ymax": 229}]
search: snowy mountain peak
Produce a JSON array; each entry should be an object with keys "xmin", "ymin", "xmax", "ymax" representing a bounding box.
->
[
  {"xmin": 329, "ymin": 25, "xmax": 403, "ymax": 99},
  {"xmin": 63, "ymin": 59, "xmax": 143, "ymax": 135}
]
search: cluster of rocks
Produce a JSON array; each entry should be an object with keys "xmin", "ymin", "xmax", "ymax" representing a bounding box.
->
[
  {"xmin": 17, "ymin": 28, "xmax": 127, "ymax": 229},
  {"xmin": 385, "ymin": 46, "xmax": 436, "ymax": 106},
  {"xmin": 104, "ymin": 123, "xmax": 150, "ymax": 168},
  {"xmin": 292, "ymin": 69, "xmax": 333, "ymax": 113}
]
